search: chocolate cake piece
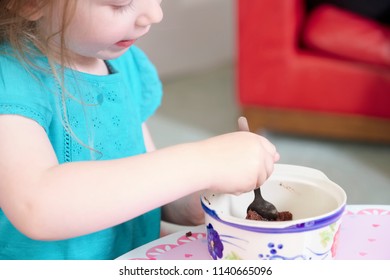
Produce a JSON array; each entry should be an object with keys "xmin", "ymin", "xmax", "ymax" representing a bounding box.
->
[
  {"xmin": 246, "ymin": 209, "xmax": 268, "ymax": 221},
  {"xmin": 246, "ymin": 209, "xmax": 293, "ymax": 221},
  {"xmin": 276, "ymin": 211, "xmax": 293, "ymax": 221}
]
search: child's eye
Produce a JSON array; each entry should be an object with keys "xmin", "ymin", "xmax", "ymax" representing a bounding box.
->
[{"xmin": 112, "ymin": 1, "xmax": 135, "ymax": 13}]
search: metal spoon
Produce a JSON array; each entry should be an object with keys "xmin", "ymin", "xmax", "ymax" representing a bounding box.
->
[{"xmin": 237, "ymin": 116, "xmax": 278, "ymax": 221}]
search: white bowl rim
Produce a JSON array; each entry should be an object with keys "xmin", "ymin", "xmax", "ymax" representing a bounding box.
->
[{"xmin": 202, "ymin": 202, "xmax": 346, "ymax": 233}]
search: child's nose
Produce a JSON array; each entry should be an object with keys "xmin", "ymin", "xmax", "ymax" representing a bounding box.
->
[{"xmin": 136, "ymin": 1, "xmax": 163, "ymax": 27}]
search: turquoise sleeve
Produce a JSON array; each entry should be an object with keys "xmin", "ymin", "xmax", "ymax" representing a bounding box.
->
[
  {"xmin": 127, "ymin": 46, "xmax": 163, "ymax": 122},
  {"xmin": 0, "ymin": 54, "xmax": 53, "ymax": 131}
]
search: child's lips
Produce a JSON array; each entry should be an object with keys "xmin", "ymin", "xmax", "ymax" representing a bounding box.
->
[{"xmin": 115, "ymin": 39, "xmax": 136, "ymax": 48}]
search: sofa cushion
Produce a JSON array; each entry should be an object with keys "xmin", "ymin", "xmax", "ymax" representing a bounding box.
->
[{"xmin": 302, "ymin": 4, "xmax": 390, "ymax": 67}]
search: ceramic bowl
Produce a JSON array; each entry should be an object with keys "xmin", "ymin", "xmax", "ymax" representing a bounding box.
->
[{"xmin": 201, "ymin": 164, "xmax": 347, "ymax": 260}]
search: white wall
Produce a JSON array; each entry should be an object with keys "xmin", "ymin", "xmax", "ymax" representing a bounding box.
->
[{"xmin": 136, "ymin": 0, "xmax": 235, "ymax": 79}]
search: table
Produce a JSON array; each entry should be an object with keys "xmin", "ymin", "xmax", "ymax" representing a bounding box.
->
[{"xmin": 116, "ymin": 205, "xmax": 390, "ymax": 260}]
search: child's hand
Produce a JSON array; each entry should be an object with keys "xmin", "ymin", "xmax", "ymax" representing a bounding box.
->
[{"xmin": 196, "ymin": 131, "xmax": 279, "ymax": 195}]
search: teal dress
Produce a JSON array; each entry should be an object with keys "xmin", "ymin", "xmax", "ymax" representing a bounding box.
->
[{"xmin": 0, "ymin": 45, "xmax": 163, "ymax": 259}]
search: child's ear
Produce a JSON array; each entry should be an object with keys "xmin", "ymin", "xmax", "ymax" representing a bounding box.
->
[{"xmin": 8, "ymin": 0, "xmax": 44, "ymax": 21}]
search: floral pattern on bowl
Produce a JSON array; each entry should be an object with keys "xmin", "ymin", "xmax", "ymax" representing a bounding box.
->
[{"xmin": 205, "ymin": 221, "xmax": 341, "ymax": 260}]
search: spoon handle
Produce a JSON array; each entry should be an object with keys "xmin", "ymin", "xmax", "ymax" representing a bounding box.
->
[
  {"xmin": 238, "ymin": 116, "xmax": 250, "ymax": 132},
  {"xmin": 253, "ymin": 187, "xmax": 262, "ymax": 199}
]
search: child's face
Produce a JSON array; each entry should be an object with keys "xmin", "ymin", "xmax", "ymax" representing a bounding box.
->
[{"xmin": 40, "ymin": 0, "xmax": 163, "ymax": 62}]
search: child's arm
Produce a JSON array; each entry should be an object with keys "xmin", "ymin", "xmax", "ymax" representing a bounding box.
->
[
  {"xmin": 0, "ymin": 115, "xmax": 278, "ymax": 241},
  {"xmin": 142, "ymin": 123, "xmax": 205, "ymax": 226}
]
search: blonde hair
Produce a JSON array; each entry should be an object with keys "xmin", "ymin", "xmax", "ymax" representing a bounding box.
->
[
  {"xmin": 0, "ymin": 0, "xmax": 99, "ymax": 157},
  {"xmin": 0, "ymin": 0, "xmax": 76, "ymax": 69}
]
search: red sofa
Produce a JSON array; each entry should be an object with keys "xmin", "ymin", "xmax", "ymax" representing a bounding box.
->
[{"xmin": 237, "ymin": 0, "xmax": 390, "ymax": 142}]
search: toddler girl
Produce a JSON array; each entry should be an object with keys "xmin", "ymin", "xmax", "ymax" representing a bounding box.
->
[{"xmin": 0, "ymin": 0, "xmax": 279, "ymax": 259}]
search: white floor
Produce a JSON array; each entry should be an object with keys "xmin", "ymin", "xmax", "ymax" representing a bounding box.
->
[{"xmin": 147, "ymin": 63, "xmax": 390, "ymax": 205}]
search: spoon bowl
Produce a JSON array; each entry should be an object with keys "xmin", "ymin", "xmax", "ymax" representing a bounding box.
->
[{"xmin": 247, "ymin": 188, "xmax": 278, "ymax": 220}]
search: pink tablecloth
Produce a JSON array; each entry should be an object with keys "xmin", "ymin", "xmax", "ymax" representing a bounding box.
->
[{"xmin": 117, "ymin": 205, "xmax": 390, "ymax": 260}]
